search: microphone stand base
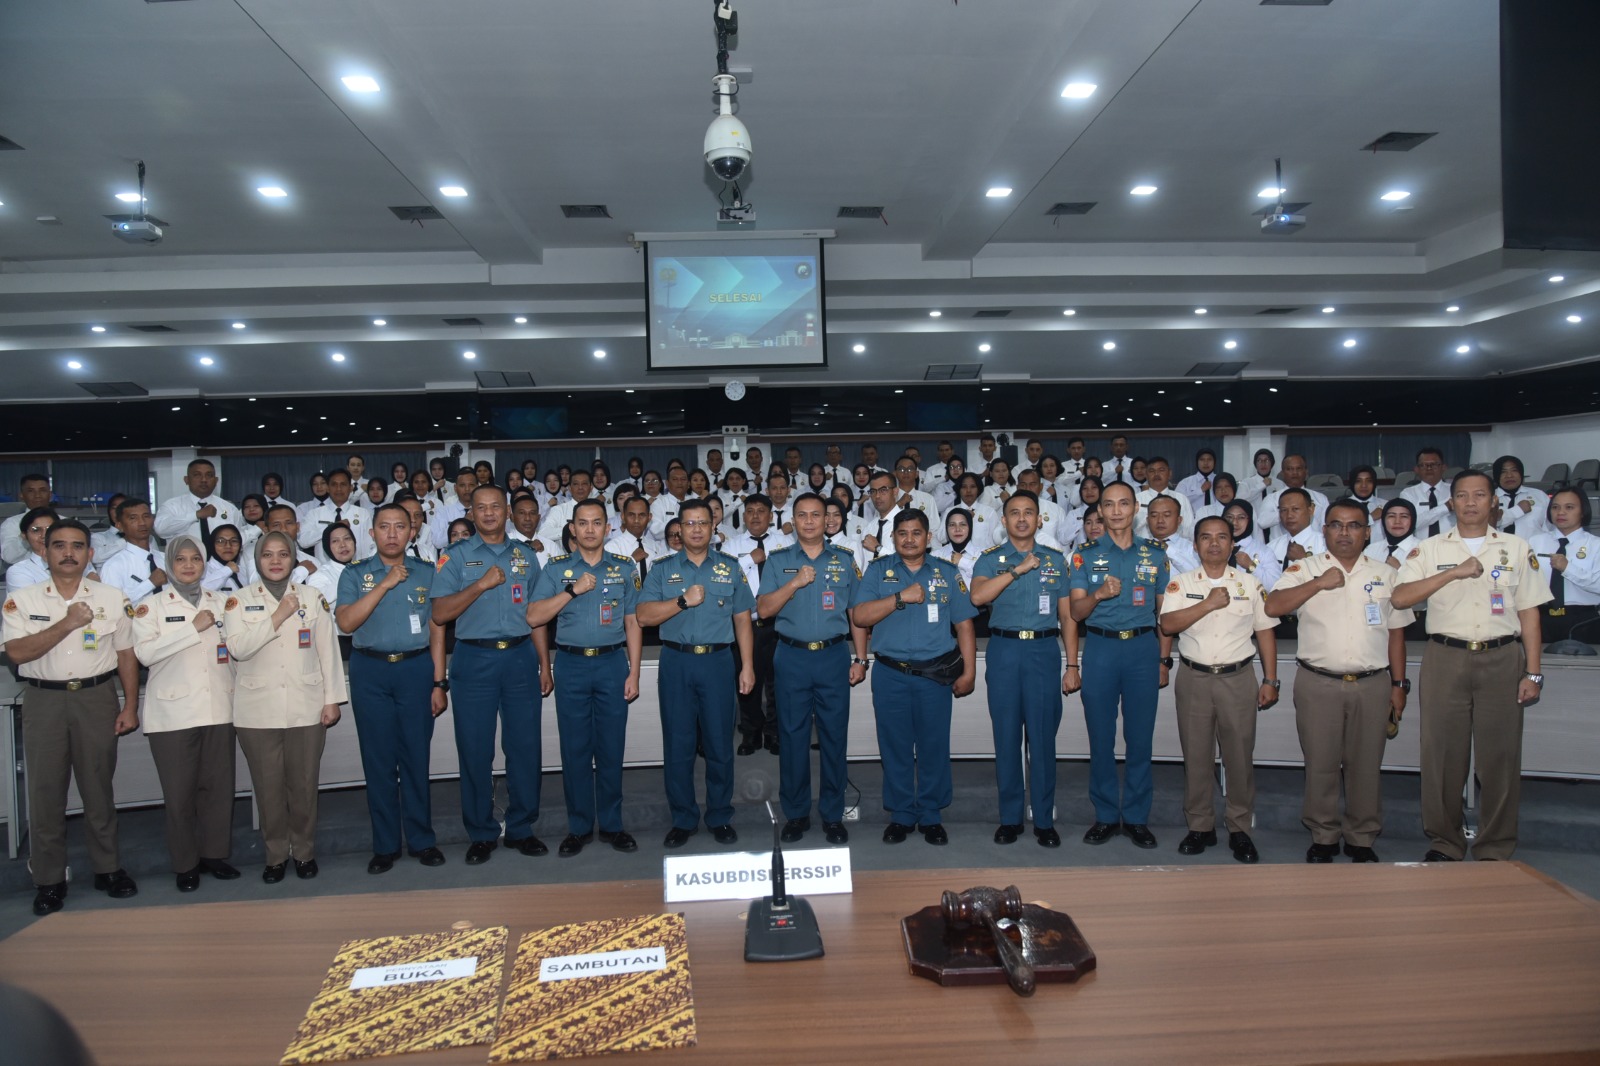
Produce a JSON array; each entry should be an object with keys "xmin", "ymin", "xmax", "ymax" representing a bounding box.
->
[{"xmin": 744, "ymin": 896, "xmax": 824, "ymax": 962}]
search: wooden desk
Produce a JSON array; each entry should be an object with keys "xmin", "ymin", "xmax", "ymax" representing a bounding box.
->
[{"xmin": 2, "ymin": 864, "xmax": 1598, "ymax": 1065}]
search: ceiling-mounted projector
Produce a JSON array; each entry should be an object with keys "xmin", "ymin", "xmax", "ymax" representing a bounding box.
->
[
  {"xmin": 1261, "ymin": 212, "xmax": 1305, "ymax": 234},
  {"xmin": 113, "ymin": 219, "xmax": 163, "ymax": 244}
]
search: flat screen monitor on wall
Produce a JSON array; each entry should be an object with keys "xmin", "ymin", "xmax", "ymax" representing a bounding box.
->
[{"xmin": 645, "ymin": 238, "xmax": 826, "ymax": 370}]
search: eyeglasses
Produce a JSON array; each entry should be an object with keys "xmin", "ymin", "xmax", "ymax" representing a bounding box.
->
[
  {"xmin": 1325, "ymin": 521, "xmax": 1367, "ymax": 533},
  {"xmin": 680, "ymin": 519, "xmax": 710, "ymax": 528}
]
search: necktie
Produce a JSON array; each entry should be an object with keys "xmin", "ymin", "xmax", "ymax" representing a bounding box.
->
[
  {"xmin": 874, "ymin": 518, "xmax": 886, "ymax": 556},
  {"xmin": 1552, "ymin": 537, "xmax": 1568, "ymax": 604},
  {"xmin": 335, "ymin": 506, "xmax": 344, "ymax": 523},
  {"xmin": 1426, "ymin": 487, "xmax": 1440, "ymax": 537},
  {"xmin": 147, "ymin": 552, "xmax": 157, "ymax": 574},
  {"xmin": 1387, "ymin": 543, "xmax": 1400, "ymax": 559},
  {"xmin": 636, "ymin": 535, "xmax": 648, "ymax": 578},
  {"xmin": 754, "ymin": 534, "xmax": 767, "ymax": 575},
  {"xmin": 1202, "ymin": 479, "xmax": 1212, "ymax": 505},
  {"xmin": 1504, "ymin": 492, "xmax": 1518, "ymax": 535},
  {"xmin": 1115, "ymin": 461, "xmax": 1124, "ymax": 483},
  {"xmin": 197, "ymin": 499, "xmax": 212, "ymax": 543}
]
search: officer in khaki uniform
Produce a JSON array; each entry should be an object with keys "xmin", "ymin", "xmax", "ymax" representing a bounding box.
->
[
  {"xmin": 1392, "ymin": 471, "xmax": 1550, "ymax": 863},
  {"xmin": 3, "ymin": 519, "xmax": 142, "ymax": 915},
  {"xmin": 1267, "ymin": 500, "xmax": 1412, "ymax": 863},
  {"xmin": 1158, "ymin": 516, "xmax": 1279, "ymax": 863},
  {"xmin": 132, "ymin": 533, "xmax": 241, "ymax": 891}
]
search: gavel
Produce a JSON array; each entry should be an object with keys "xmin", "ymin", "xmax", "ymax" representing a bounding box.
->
[{"xmin": 941, "ymin": 885, "xmax": 1036, "ymax": 996}]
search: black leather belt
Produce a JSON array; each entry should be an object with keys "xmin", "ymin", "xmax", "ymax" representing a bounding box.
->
[
  {"xmin": 777, "ymin": 633, "xmax": 847, "ymax": 651},
  {"xmin": 991, "ymin": 627, "xmax": 1061, "ymax": 640},
  {"xmin": 662, "ymin": 641, "xmax": 731, "ymax": 654},
  {"xmin": 1296, "ymin": 660, "xmax": 1387, "ymax": 682},
  {"xmin": 556, "ymin": 643, "xmax": 625, "ymax": 657},
  {"xmin": 25, "ymin": 670, "xmax": 117, "ymax": 692},
  {"xmin": 1428, "ymin": 634, "xmax": 1518, "ymax": 653},
  {"xmin": 459, "ymin": 635, "xmax": 530, "ymax": 650},
  {"xmin": 1183, "ymin": 656, "xmax": 1255, "ymax": 676},
  {"xmin": 1086, "ymin": 625, "xmax": 1155, "ymax": 640},
  {"xmin": 753, "ymin": 617, "xmax": 773, "ymax": 628},
  {"xmin": 356, "ymin": 647, "xmax": 428, "ymax": 663}
]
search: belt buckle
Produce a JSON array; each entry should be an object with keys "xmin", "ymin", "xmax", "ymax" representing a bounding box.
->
[
  {"xmin": 693, "ymin": 644, "xmax": 710, "ymax": 654},
  {"xmin": 1210, "ymin": 664, "xmax": 1226, "ymax": 675},
  {"xmin": 66, "ymin": 679, "xmax": 83, "ymax": 692},
  {"xmin": 584, "ymin": 647, "xmax": 600, "ymax": 657},
  {"xmin": 1018, "ymin": 630, "xmax": 1036, "ymax": 640},
  {"xmin": 495, "ymin": 640, "xmax": 511, "ymax": 651},
  {"xmin": 1550, "ymin": 607, "xmax": 1567, "ymax": 617},
  {"xmin": 806, "ymin": 640, "xmax": 824, "ymax": 651},
  {"xmin": 1118, "ymin": 629, "xmax": 1134, "ymax": 640},
  {"xmin": 1342, "ymin": 673, "xmax": 1359, "ymax": 683},
  {"xmin": 1467, "ymin": 640, "xmax": 1486, "ymax": 652},
  {"xmin": 386, "ymin": 653, "xmax": 404, "ymax": 663}
]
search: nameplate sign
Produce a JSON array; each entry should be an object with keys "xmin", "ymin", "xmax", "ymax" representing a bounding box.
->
[
  {"xmin": 350, "ymin": 956, "xmax": 477, "ymax": 990},
  {"xmin": 539, "ymin": 945, "xmax": 667, "ymax": 982},
  {"xmin": 662, "ymin": 847, "xmax": 853, "ymax": 903}
]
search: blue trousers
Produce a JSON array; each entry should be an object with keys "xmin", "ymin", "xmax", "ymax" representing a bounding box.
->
[
  {"xmin": 449, "ymin": 641, "xmax": 541, "ymax": 842},
  {"xmin": 1080, "ymin": 630, "xmax": 1159, "ymax": 824},
  {"xmin": 554, "ymin": 648, "xmax": 629, "ymax": 835},
  {"xmin": 870, "ymin": 665, "xmax": 952, "ymax": 826},
  {"xmin": 658, "ymin": 647, "xmax": 736, "ymax": 830},
  {"xmin": 349, "ymin": 652, "xmax": 437, "ymax": 855},
  {"xmin": 774, "ymin": 641, "xmax": 851, "ymax": 823},
  {"xmin": 985, "ymin": 636, "xmax": 1063, "ymax": 828}
]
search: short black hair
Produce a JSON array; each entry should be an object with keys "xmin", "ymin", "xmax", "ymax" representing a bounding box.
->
[
  {"xmin": 1193, "ymin": 515, "xmax": 1233, "ymax": 541},
  {"xmin": 1325, "ymin": 497, "xmax": 1371, "ymax": 525},
  {"xmin": 1416, "ymin": 446, "xmax": 1445, "ymax": 464},
  {"xmin": 266, "ymin": 503, "xmax": 298, "ymax": 523},
  {"xmin": 1450, "ymin": 469, "xmax": 1494, "ymax": 495},
  {"xmin": 19, "ymin": 473, "xmax": 49, "ymax": 488},
  {"xmin": 892, "ymin": 508, "xmax": 929, "ymax": 532},
  {"xmin": 1548, "ymin": 487, "xmax": 1593, "ymax": 528},
  {"xmin": 46, "ymin": 519, "xmax": 92, "ymax": 548},
  {"xmin": 742, "ymin": 493, "xmax": 773, "ymax": 511},
  {"xmin": 1004, "ymin": 489, "xmax": 1040, "ymax": 511},
  {"xmin": 1067, "ymin": 436, "xmax": 1085, "ymax": 448},
  {"xmin": 679, "ymin": 499, "xmax": 713, "ymax": 523},
  {"xmin": 1280, "ymin": 487, "xmax": 1313, "ymax": 506},
  {"xmin": 186, "ymin": 459, "xmax": 215, "ymax": 474},
  {"xmin": 572, "ymin": 498, "xmax": 608, "ymax": 521},
  {"xmin": 328, "ymin": 469, "xmax": 353, "ymax": 484},
  {"xmin": 113, "ymin": 496, "xmax": 151, "ymax": 521}
]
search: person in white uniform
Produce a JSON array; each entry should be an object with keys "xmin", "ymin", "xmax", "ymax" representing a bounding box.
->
[
  {"xmin": 1493, "ymin": 455, "xmax": 1551, "ymax": 541},
  {"xmin": 154, "ymin": 459, "xmax": 239, "ymax": 547}
]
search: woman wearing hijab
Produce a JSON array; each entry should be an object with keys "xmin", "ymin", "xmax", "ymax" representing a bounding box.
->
[
  {"xmin": 807, "ymin": 462, "xmax": 832, "ymax": 497},
  {"xmin": 202, "ymin": 523, "xmax": 252, "ymax": 592},
  {"xmin": 1072, "ymin": 475, "xmax": 1104, "ymax": 522},
  {"xmin": 952, "ymin": 472, "xmax": 1001, "ymax": 550},
  {"xmin": 308, "ymin": 524, "xmax": 359, "ymax": 662},
  {"xmin": 932, "ymin": 507, "xmax": 978, "ymax": 585},
  {"xmin": 1493, "ymin": 454, "xmax": 1552, "ymax": 540},
  {"xmin": 132, "ymin": 534, "xmax": 239, "ymax": 892},
  {"xmin": 1367, "ymin": 498, "xmax": 1420, "ymax": 568},
  {"xmin": 389, "ymin": 462, "xmax": 410, "ymax": 500},
  {"xmin": 1193, "ymin": 472, "xmax": 1239, "ymax": 522},
  {"xmin": 933, "ymin": 457, "xmax": 965, "ymax": 513},
  {"xmin": 238, "ymin": 493, "xmax": 270, "ymax": 554},
  {"xmin": 823, "ymin": 497, "xmax": 857, "ymax": 555},
  {"xmin": 223, "ymin": 531, "xmax": 346, "ymax": 883},
  {"xmin": 1222, "ymin": 500, "xmax": 1282, "ymax": 590},
  {"xmin": 1077, "ymin": 502, "xmax": 1107, "ymax": 549}
]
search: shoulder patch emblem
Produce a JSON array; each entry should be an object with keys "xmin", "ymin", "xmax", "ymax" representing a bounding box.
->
[
  {"xmin": 1285, "ymin": 564, "xmax": 1301, "ymax": 574},
  {"xmin": 1072, "ymin": 553, "xmax": 1084, "ymax": 569},
  {"xmin": 124, "ymin": 602, "xmax": 135, "ymax": 618},
  {"xmin": 435, "ymin": 553, "xmax": 449, "ymax": 572},
  {"xmin": 225, "ymin": 597, "xmax": 239, "ymax": 611},
  {"xmin": 134, "ymin": 604, "xmax": 150, "ymax": 617},
  {"xmin": 1167, "ymin": 581, "xmax": 1180, "ymax": 593},
  {"xmin": 2, "ymin": 599, "xmax": 15, "ymax": 614},
  {"xmin": 1529, "ymin": 553, "xmax": 1540, "ymax": 571},
  {"xmin": 1407, "ymin": 548, "xmax": 1420, "ymax": 559},
  {"xmin": 319, "ymin": 595, "xmax": 331, "ymax": 612},
  {"xmin": 957, "ymin": 576, "xmax": 968, "ymax": 594}
]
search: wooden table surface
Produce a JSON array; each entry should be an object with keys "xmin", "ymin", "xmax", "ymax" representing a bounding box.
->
[{"xmin": 2, "ymin": 863, "xmax": 1598, "ymax": 1065}]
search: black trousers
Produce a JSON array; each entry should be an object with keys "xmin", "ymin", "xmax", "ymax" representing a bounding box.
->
[{"xmin": 736, "ymin": 621, "xmax": 779, "ymax": 739}]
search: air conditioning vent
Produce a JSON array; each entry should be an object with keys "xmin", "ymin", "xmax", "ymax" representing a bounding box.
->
[
  {"xmin": 389, "ymin": 205, "xmax": 445, "ymax": 222},
  {"xmin": 128, "ymin": 324, "xmax": 178, "ymax": 333},
  {"xmin": 560, "ymin": 204, "xmax": 612, "ymax": 219},
  {"xmin": 971, "ymin": 309, "xmax": 1012, "ymax": 318},
  {"xmin": 1186, "ymin": 362, "xmax": 1250, "ymax": 377},
  {"xmin": 475, "ymin": 370, "xmax": 537, "ymax": 389},
  {"xmin": 1361, "ymin": 131, "xmax": 1437, "ymax": 152},
  {"xmin": 1046, "ymin": 202, "xmax": 1096, "ymax": 216},
  {"xmin": 836, "ymin": 206, "xmax": 885, "ymax": 220},
  {"xmin": 924, "ymin": 364, "xmax": 984, "ymax": 381},
  {"xmin": 443, "ymin": 317, "xmax": 484, "ymax": 327},
  {"xmin": 78, "ymin": 381, "xmax": 149, "ymax": 397},
  {"xmin": 1255, "ymin": 307, "xmax": 1300, "ymax": 315}
]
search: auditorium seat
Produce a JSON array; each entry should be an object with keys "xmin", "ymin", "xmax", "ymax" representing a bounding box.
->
[
  {"xmin": 1529, "ymin": 463, "xmax": 1570, "ymax": 491},
  {"xmin": 1392, "ymin": 471, "xmax": 1419, "ymax": 490},
  {"xmin": 1571, "ymin": 459, "xmax": 1600, "ymax": 493}
]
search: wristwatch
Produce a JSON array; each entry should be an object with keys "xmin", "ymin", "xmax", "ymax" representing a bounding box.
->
[
  {"xmin": 1264, "ymin": 679, "xmax": 1281, "ymax": 690},
  {"xmin": 852, "ymin": 657, "xmax": 870, "ymax": 667},
  {"xmin": 675, "ymin": 593, "xmax": 689, "ymax": 610},
  {"xmin": 1525, "ymin": 672, "xmax": 1544, "ymax": 686},
  {"xmin": 1392, "ymin": 678, "xmax": 1411, "ymax": 693},
  {"xmin": 894, "ymin": 591, "xmax": 905, "ymax": 611},
  {"xmin": 433, "ymin": 680, "xmax": 450, "ymax": 693},
  {"xmin": 1159, "ymin": 656, "xmax": 1174, "ymax": 668},
  {"xmin": 563, "ymin": 581, "xmax": 577, "ymax": 596}
]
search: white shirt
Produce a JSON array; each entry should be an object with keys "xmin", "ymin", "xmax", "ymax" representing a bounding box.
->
[
  {"xmin": 1233, "ymin": 533, "xmax": 1282, "ymax": 591},
  {"xmin": 1528, "ymin": 529, "xmax": 1600, "ymax": 605},
  {"xmin": 0, "ymin": 513, "xmax": 31, "ymax": 566},
  {"xmin": 1057, "ymin": 458, "xmax": 1088, "ymax": 499},
  {"xmin": 98, "ymin": 543, "xmax": 167, "ymax": 604},
  {"xmin": 605, "ymin": 530, "xmax": 667, "ymax": 580},
  {"xmin": 1347, "ymin": 495, "xmax": 1390, "ymax": 526},
  {"xmin": 5, "ymin": 554, "xmax": 50, "ymax": 596},
  {"xmin": 1103, "ymin": 456, "xmax": 1136, "ymax": 486},
  {"xmin": 1152, "ymin": 535, "xmax": 1199, "ymax": 576},
  {"xmin": 1032, "ymin": 496, "xmax": 1076, "ymax": 552},
  {"xmin": 306, "ymin": 560, "xmax": 350, "ymax": 634},
  {"xmin": 202, "ymin": 557, "xmax": 253, "ymax": 592},
  {"xmin": 154, "ymin": 493, "xmax": 240, "ymax": 546},
  {"xmin": 724, "ymin": 527, "xmax": 796, "ymax": 613},
  {"xmin": 1267, "ymin": 527, "xmax": 1329, "ymax": 570},
  {"xmin": 931, "ymin": 543, "xmax": 978, "ymax": 585},
  {"xmin": 1237, "ymin": 473, "xmax": 1277, "ymax": 509},
  {"xmin": 1258, "ymin": 486, "xmax": 1331, "ymax": 540},
  {"xmin": 90, "ymin": 527, "xmax": 125, "ymax": 563},
  {"xmin": 950, "ymin": 501, "xmax": 1003, "ymax": 551},
  {"xmin": 296, "ymin": 495, "xmax": 330, "ymax": 526},
  {"xmin": 1365, "ymin": 533, "xmax": 1420, "ymax": 569},
  {"xmin": 647, "ymin": 493, "xmax": 693, "ymax": 540},
  {"xmin": 1400, "ymin": 481, "xmax": 1455, "ymax": 538},
  {"xmin": 1497, "ymin": 487, "xmax": 1551, "ymax": 540},
  {"xmin": 429, "ymin": 497, "xmax": 470, "ymax": 549},
  {"xmin": 299, "ymin": 499, "xmax": 374, "ymax": 560},
  {"xmin": 890, "ymin": 488, "xmax": 943, "ymax": 543},
  {"xmin": 849, "ymin": 505, "xmax": 902, "ymax": 569},
  {"xmin": 1175, "ymin": 472, "xmax": 1223, "ymax": 512},
  {"xmin": 921, "ymin": 461, "xmax": 951, "ymax": 493},
  {"xmin": 1135, "ymin": 488, "xmax": 1195, "ymax": 540}
]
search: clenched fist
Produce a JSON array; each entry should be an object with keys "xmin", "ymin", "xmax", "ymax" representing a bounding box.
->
[
  {"xmin": 1316, "ymin": 566, "xmax": 1345, "ymax": 591},
  {"xmin": 682, "ymin": 584, "xmax": 706, "ymax": 608},
  {"xmin": 1452, "ymin": 557, "xmax": 1484, "ymax": 581},
  {"xmin": 478, "ymin": 565, "xmax": 506, "ymax": 590},
  {"xmin": 1205, "ymin": 585, "xmax": 1231, "ymax": 611},
  {"xmin": 381, "ymin": 563, "xmax": 409, "ymax": 590},
  {"xmin": 192, "ymin": 609, "xmax": 216, "ymax": 632},
  {"xmin": 570, "ymin": 571, "xmax": 597, "ymax": 596},
  {"xmin": 793, "ymin": 565, "xmax": 816, "ymax": 589},
  {"xmin": 898, "ymin": 581, "xmax": 926, "ymax": 605},
  {"xmin": 1097, "ymin": 575, "xmax": 1122, "ymax": 601},
  {"xmin": 65, "ymin": 601, "xmax": 95, "ymax": 628}
]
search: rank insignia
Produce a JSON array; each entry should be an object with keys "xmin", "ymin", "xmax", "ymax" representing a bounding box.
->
[
  {"xmin": 1580, "ymin": 547, "xmax": 1588, "ymax": 560},
  {"xmin": 564, "ymin": 569, "xmax": 573, "ymax": 578}
]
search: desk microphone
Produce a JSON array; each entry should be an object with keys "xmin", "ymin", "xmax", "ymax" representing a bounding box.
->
[{"xmin": 744, "ymin": 801, "xmax": 824, "ymax": 962}]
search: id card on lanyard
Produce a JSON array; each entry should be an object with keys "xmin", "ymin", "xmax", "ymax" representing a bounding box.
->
[
  {"xmin": 297, "ymin": 606, "xmax": 311, "ymax": 649},
  {"xmin": 215, "ymin": 619, "xmax": 230, "ymax": 663},
  {"xmin": 1489, "ymin": 566, "xmax": 1505, "ymax": 615}
]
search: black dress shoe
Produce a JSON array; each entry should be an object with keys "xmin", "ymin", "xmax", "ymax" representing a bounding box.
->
[
  {"xmin": 711, "ymin": 824, "xmax": 738, "ymax": 845},
  {"xmin": 410, "ymin": 846, "xmax": 447, "ymax": 866},
  {"xmin": 558, "ymin": 833, "xmax": 593, "ymax": 857},
  {"xmin": 781, "ymin": 817, "xmax": 810, "ymax": 843},
  {"xmin": 1422, "ymin": 849, "xmax": 1459, "ymax": 863},
  {"xmin": 464, "ymin": 840, "xmax": 498, "ymax": 865},
  {"xmin": 262, "ymin": 863, "xmax": 287, "ymax": 883},
  {"xmin": 1344, "ymin": 843, "xmax": 1380, "ymax": 863},
  {"xmin": 764, "ymin": 735, "xmax": 780, "ymax": 755},
  {"xmin": 599, "ymin": 830, "xmax": 638, "ymax": 853},
  {"xmin": 368, "ymin": 852, "xmax": 400, "ymax": 875},
  {"xmin": 882, "ymin": 822, "xmax": 913, "ymax": 844},
  {"xmin": 1306, "ymin": 842, "xmax": 1340, "ymax": 863},
  {"xmin": 1123, "ymin": 823, "xmax": 1158, "ymax": 849},
  {"xmin": 506, "ymin": 835, "xmax": 549, "ymax": 857},
  {"xmin": 176, "ymin": 867, "xmax": 202, "ymax": 892},
  {"xmin": 1178, "ymin": 830, "xmax": 1218, "ymax": 855},
  {"xmin": 1034, "ymin": 827, "xmax": 1062, "ymax": 848},
  {"xmin": 993, "ymin": 823, "xmax": 1022, "ymax": 845},
  {"xmin": 663, "ymin": 826, "xmax": 697, "ymax": 849},
  {"xmin": 294, "ymin": 858, "xmax": 319, "ymax": 879},
  {"xmin": 919, "ymin": 823, "xmax": 948, "ymax": 846},
  {"xmin": 198, "ymin": 858, "xmax": 241, "ymax": 880},
  {"xmin": 823, "ymin": 821, "xmax": 849, "ymax": 844},
  {"xmin": 31, "ymin": 882, "xmax": 67, "ymax": 916},
  {"xmin": 1229, "ymin": 832, "xmax": 1259, "ymax": 864},
  {"xmin": 1082, "ymin": 821, "xmax": 1120, "ymax": 845},
  {"xmin": 736, "ymin": 736, "xmax": 761, "ymax": 756},
  {"xmin": 93, "ymin": 869, "xmax": 138, "ymax": 898}
]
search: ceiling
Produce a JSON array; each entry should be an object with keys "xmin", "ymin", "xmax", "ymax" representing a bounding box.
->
[{"xmin": 0, "ymin": 0, "xmax": 1597, "ymax": 409}]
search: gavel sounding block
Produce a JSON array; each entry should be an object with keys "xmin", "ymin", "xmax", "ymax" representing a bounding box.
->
[{"xmin": 901, "ymin": 902, "xmax": 1096, "ymax": 988}]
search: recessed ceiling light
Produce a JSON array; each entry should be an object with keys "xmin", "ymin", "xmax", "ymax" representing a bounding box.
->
[
  {"xmin": 1567, "ymin": 314, "xmax": 1583, "ymax": 323},
  {"xmin": 462, "ymin": 350, "xmax": 476, "ymax": 359},
  {"xmin": 1268, "ymin": 387, "xmax": 1278, "ymax": 393},
  {"xmin": 219, "ymin": 417, "xmax": 228, "ymax": 423},
  {"xmin": 1258, "ymin": 187, "xmax": 1286, "ymax": 198},
  {"xmin": 1456, "ymin": 344, "xmax": 1471, "ymax": 354},
  {"xmin": 592, "ymin": 348, "xmax": 606, "ymax": 359},
  {"xmin": 1062, "ymin": 309, "xmax": 1076, "ymax": 316},
  {"xmin": 231, "ymin": 322, "xmax": 246, "ymax": 330},
  {"xmin": 340, "ymin": 75, "xmax": 381, "ymax": 93},
  {"xmin": 372, "ymin": 318, "xmax": 386, "ymax": 326},
  {"xmin": 171, "ymin": 406, "xmax": 181, "ymax": 412},
  {"xmin": 1222, "ymin": 399, "xmax": 1232, "ymax": 405},
  {"xmin": 977, "ymin": 343, "xmax": 991, "ymax": 353},
  {"xmin": 331, "ymin": 351, "xmax": 346, "ymax": 362},
  {"xmin": 514, "ymin": 316, "xmax": 528, "ymax": 324},
  {"xmin": 1321, "ymin": 306, "xmax": 1336, "ymax": 314},
  {"xmin": 1129, "ymin": 185, "xmax": 1157, "ymax": 196},
  {"xmin": 1060, "ymin": 82, "xmax": 1097, "ymax": 99},
  {"xmin": 114, "ymin": 192, "xmax": 143, "ymax": 203},
  {"xmin": 894, "ymin": 389, "xmax": 904, "ymax": 394},
  {"xmin": 928, "ymin": 310, "xmax": 942, "ymax": 318},
  {"xmin": 625, "ymin": 388, "xmax": 635, "ymax": 393},
  {"xmin": 90, "ymin": 325, "xmax": 106, "ymax": 333},
  {"xmin": 1194, "ymin": 308, "xmax": 1207, "ymax": 315},
  {"xmin": 1549, "ymin": 275, "xmax": 1565, "ymax": 283},
  {"xmin": 1446, "ymin": 304, "xmax": 1460, "ymax": 312},
  {"xmin": 851, "ymin": 343, "xmax": 865, "ymax": 353},
  {"xmin": 1103, "ymin": 341, "xmax": 1116, "ymax": 350},
  {"xmin": 66, "ymin": 359, "xmax": 82, "ymax": 370},
  {"xmin": 1342, "ymin": 339, "xmax": 1357, "ymax": 348},
  {"xmin": 439, "ymin": 186, "xmax": 468, "ymax": 198},
  {"xmin": 1224, "ymin": 340, "xmax": 1237, "ymax": 349},
  {"xmin": 985, "ymin": 187, "xmax": 1013, "ymax": 198},
  {"xmin": 1379, "ymin": 190, "xmax": 1410, "ymax": 202},
  {"xmin": 257, "ymin": 186, "xmax": 288, "ymax": 198},
  {"xmin": 198, "ymin": 356, "xmax": 215, "ymax": 366}
]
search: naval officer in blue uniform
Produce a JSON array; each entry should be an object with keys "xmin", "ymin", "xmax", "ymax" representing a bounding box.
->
[
  {"xmin": 970, "ymin": 490, "xmax": 1081, "ymax": 848},
  {"xmin": 636, "ymin": 498, "xmax": 755, "ymax": 848},
  {"xmin": 1069, "ymin": 479, "xmax": 1171, "ymax": 850},
  {"xmin": 336, "ymin": 503, "xmax": 449, "ymax": 874},
  {"xmin": 431, "ymin": 484, "xmax": 551, "ymax": 864},
  {"xmin": 526, "ymin": 498, "xmax": 643, "ymax": 857},
  {"xmin": 851, "ymin": 509, "xmax": 977, "ymax": 845},
  {"xmin": 756, "ymin": 492, "xmax": 869, "ymax": 845}
]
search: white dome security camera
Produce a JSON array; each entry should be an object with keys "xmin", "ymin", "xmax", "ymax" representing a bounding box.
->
[{"xmin": 705, "ymin": 73, "xmax": 750, "ymax": 182}]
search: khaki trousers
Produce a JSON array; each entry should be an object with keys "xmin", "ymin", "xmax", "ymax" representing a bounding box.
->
[
  {"xmin": 1293, "ymin": 670, "xmax": 1390, "ymax": 846},
  {"xmin": 1419, "ymin": 641, "xmax": 1525, "ymax": 861},
  {"xmin": 1174, "ymin": 667, "xmax": 1257, "ymax": 834},
  {"xmin": 147, "ymin": 724, "xmax": 237, "ymax": 872},
  {"xmin": 20, "ymin": 684, "xmax": 123, "ymax": 884},
  {"xmin": 237, "ymin": 724, "xmax": 326, "ymax": 865}
]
